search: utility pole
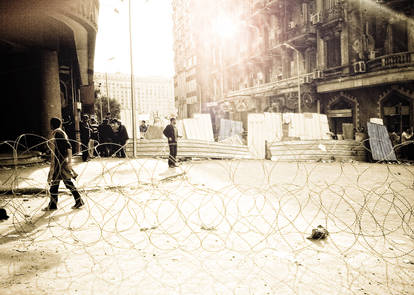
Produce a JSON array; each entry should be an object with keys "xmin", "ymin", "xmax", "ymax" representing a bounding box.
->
[
  {"xmin": 105, "ymin": 72, "xmax": 111, "ymax": 113},
  {"xmin": 129, "ymin": 0, "xmax": 137, "ymax": 157}
]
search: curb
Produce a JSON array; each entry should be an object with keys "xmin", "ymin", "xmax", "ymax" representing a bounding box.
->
[{"xmin": 0, "ymin": 171, "xmax": 186, "ymax": 196}]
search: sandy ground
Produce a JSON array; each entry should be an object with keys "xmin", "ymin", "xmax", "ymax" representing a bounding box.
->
[{"xmin": 0, "ymin": 159, "xmax": 413, "ymax": 294}]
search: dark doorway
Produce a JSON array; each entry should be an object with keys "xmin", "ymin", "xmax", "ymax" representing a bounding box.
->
[
  {"xmin": 327, "ymin": 98, "xmax": 354, "ymax": 135},
  {"xmin": 381, "ymin": 92, "xmax": 411, "ymax": 133}
]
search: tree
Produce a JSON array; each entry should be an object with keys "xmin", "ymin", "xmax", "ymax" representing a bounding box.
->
[{"xmin": 94, "ymin": 96, "xmax": 121, "ymax": 122}]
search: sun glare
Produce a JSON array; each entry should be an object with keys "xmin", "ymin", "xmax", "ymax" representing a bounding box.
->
[{"xmin": 215, "ymin": 17, "xmax": 238, "ymax": 39}]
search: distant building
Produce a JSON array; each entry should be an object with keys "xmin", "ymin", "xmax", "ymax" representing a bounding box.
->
[
  {"xmin": 172, "ymin": 0, "xmax": 414, "ymax": 136},
  {"xmin": 172, "ymin": 0, "xmax": 215, "ymax": 119},
  {"xmin": 94, "ymin": 72, "xmax": 175, "ymax": 133}
]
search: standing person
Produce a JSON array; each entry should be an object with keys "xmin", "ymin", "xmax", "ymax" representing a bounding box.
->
[
  {"xmin": 98, "ymin": 119, "xmax": 114, "ymax": 157},
  {"xmin": 163, "ymin": 118, "xmax": 179, "ymax": 168},
  {"xmin": 401, "ymin": 127, "xmax": 413, "ymax": 160},
  {"xmin": 89, "ymin": 117, "xmax": 99, "ymax": 158},
  {"xmin": 139, "ymin": 120, "xmax": 148, "ymax": 139},
  {"xmin": 114, "ymin": 120, "xmax": 129, "ymax": 158},
  {"xmin": 79, "ymin": 114, "xmax": 91, "ymax": 162},
  {"xmin": 43, "ymin": 117, "xmax": 84, "ymax": 211}
]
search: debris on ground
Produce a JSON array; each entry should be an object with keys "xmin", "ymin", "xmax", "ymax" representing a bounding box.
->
[
  {"xmin": 307, "ymin": 225, "xmax": 329, "ymax": 240},
  {"xmin": 0, "ymin": 208, "xmax": 9, "ymax": 220},
  {"xmin": 201, "ymin": 225, "xmax": 216, "ymax": 231}
]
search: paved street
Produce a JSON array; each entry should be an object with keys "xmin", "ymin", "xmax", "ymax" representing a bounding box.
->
[{"xmin": 0, "ymin": 159, "xmax": 413, "ymax": 294}]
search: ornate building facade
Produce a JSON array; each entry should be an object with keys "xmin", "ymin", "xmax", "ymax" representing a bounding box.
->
[
  {"xmin": 173, "ymin": 0, "xmax": 414, "ymax": 135},
  {"xmin": 0, "ymin": 0, "xmax": 99, "ymax": 149}
]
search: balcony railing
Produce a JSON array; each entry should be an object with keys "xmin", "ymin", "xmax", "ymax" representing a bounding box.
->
[
  {"xmin": 226, "ymin": 73, "xmax": 313, "ymax": 98},
  {"xmin": 367, "ymin": 51, "xmax": 414, "ymax": 71},
  {"xmin": 251, "ymin": 0, "xmax": 266, "ymax": 11},
  {"xmin": 323, "ymin": 64, "xmax": 349, "ymax": 79},
  {"xmin": 285, "ymin": 23, "xmax": 315, "ymax": 42},
  {"xmin": 323, "ymin": 3, "xmax": 344, "ymax": 23}
]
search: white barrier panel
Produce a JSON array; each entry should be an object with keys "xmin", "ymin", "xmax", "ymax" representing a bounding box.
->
[
  {"xmin": 268, "ymin": 140, "xmax": 367, "ymax": 162},
  {"xmin": 248, "ymin": 113, "xmax": 266, "ymax": 159},
  {"xmin": 194, "ymin": 113, "xmax": 214, "ymax": 142},
  {"xmin": 126, "ymin": 139, "xmax": 251, "ymax": 159},
  {"xmin": 182, "ymin": 114, "xmax": 214, "ymax": 142},
  {"xmin": 264, "ymin": 112, "xmax": 283, "ymax": 144},
  {"xmin": 219, "ymin": 119, "xmax": 243, "ymax": 141}
]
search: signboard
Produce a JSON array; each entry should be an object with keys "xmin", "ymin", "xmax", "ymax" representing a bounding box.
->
[
  {"xmin": 383, "ymin": 106, "xmax": 409, "ymax": 116},
  {"xmin": 370, "ymin": 118, "xmax": 383, "ymax": 125},
  {"xmin": 327, "ymin": 109, "xmax": 352, "ymax": 118}
]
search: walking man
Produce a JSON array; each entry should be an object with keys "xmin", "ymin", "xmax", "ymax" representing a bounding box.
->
[
  {"xmin": 163, "ymin": 118, "xmax": 179, "ymax": 168},
  {"xmin": 43, "ymin": 117, "xmax": 85, "ymax": 211},
  {"xmin": 79, "ymin": 114, "xmax": 91, "ymax": 162}
]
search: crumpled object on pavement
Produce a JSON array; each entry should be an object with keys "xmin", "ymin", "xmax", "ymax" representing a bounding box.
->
[
  {"xmin": 307, "ymin": 225, "xmax": 329, "ymax": 240},
  {"xmin": 0, "ymin": 208, "xmax": 9, "ymax": 220}
]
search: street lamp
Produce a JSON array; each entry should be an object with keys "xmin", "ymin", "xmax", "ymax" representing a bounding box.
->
[
  {"xmin": 105, "ymin": 57, "xmax": 115, "ymax": 114},
  {"xmin": 128, "ymin": 0, "xmax": 137, "ymax": 157},
  {"xmin": 97, "ymin": 83, "xmax": 103, "ymax": 122}
]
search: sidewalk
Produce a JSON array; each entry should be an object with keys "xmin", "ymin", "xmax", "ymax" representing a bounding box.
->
[{"xmin": 0, "ymin": 157, "xmax": 185, "ymax": 194}]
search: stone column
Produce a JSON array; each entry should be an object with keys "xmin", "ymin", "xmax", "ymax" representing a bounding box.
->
[
  {"xmin": 316, "ymin": 31, "xmax": 326, "ymax": 69},
  {"xmin": 39, "ymin": 50, "xmax": 61, "ymax": 139},
  {"xmin": 408, "ymin": 19, "xmax": 414, "ymax": 52}
]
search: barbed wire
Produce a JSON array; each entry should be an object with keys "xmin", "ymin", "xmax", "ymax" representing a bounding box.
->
[{"xmin": 0, "ymin": 135, "xmax": 413, "ymax": 294}]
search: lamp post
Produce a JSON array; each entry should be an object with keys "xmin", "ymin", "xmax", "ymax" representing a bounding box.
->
[
  {"xmin": 97, "ymin": 84, "xmax": 103, "ymax": 122},
  {"xmin": 105, "ymin": 57, "xmax": 115, "ymax": 114},
  {"xmin": 128, "ymin": 0, "xmax": 137, "ymax": 157},
  {"xmin": 281, "ymin": 43, "xmax": 301, "ymax": 113}
]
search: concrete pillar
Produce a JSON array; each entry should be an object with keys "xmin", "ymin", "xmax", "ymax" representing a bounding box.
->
[
  {"xmin": 408, "ymin": 20, "xmax": 414, "ymax": 52},
  {"xmin": 316, "ymin": 31, "xmax": 325, "ymax": 69},
  {"xmin": 341, "ymin": 24, "xmax": 349, "ymax": 66},
  {"xmin": 39, "ymin": 50, "xmax": 61, "ymax": 139}
]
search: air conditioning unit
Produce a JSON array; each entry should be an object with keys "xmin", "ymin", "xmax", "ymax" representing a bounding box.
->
[
  {"xmin": 303, "ymin": 76, "xmax": 313, "ymax": 84},
  {"xmin": 313, "ymin": 70, "xmax": 323, "ymax": 80},
  {"xmin": 288, "ymin": 21, "xmax": 296, "ymax": 29},
  {"xmin": 353, "ymin": 61, "xmax": 366, "ymax": 73},
  {"xmin": 310, "ymin": 12, "xmax": 321, "ymax": 25}
]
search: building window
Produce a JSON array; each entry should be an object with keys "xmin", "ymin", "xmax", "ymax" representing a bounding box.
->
[{"xmin": 326, "ymin": 36, "xmax": 341, "ymax": 68}]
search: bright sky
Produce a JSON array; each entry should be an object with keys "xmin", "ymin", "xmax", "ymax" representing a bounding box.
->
[{"xmin": 94, "ymin": 0, "xmax": 174, "ymax": 77}]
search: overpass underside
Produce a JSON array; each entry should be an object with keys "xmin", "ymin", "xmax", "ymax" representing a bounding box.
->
[{"xmin": 0, "ymin": 0, "xmax": 99, "ymax": 152}]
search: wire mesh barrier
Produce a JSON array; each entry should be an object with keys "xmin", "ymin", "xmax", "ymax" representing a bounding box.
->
[{"xmin": 0, "ymin": 136, "xmax": 413, "ymax": 295}]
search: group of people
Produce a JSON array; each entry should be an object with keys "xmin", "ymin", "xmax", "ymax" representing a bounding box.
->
[
  {"xmin": 79, "ymin": 114, "xmax": 129, "ymax": 161},
  {"xmin": 43, "ymin": 115, "xmax": 180, "ymax": 211},
  {"xmin": 389, "ymin": 127, "xmax": 413, "ymax": 160}
]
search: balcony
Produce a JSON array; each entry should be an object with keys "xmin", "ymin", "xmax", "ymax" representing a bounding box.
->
[
  {"xmin": 265, "ymin": 0, "xmax": 284, "ymax": 14},
  {"xmin": 251, "ymin": 0, "xmax": 266, "ymax": 11},
  {"xmin": 323, "ymin": 64, "xmax": 350, "ymax": 79},
  {"xmin": 284, "ymin": 22, "xmax": 316, "ymax": 46},
  {"xmin": 226, "ymin": 73, "xmax": 313, "ymax": 98},
  {"xmin": 367, "ymin": 52, "xmax": 414, "ymax": 72},
  {"xmin": 323, "ymin": 3, "xmax": 344, "ymax": 25}
]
